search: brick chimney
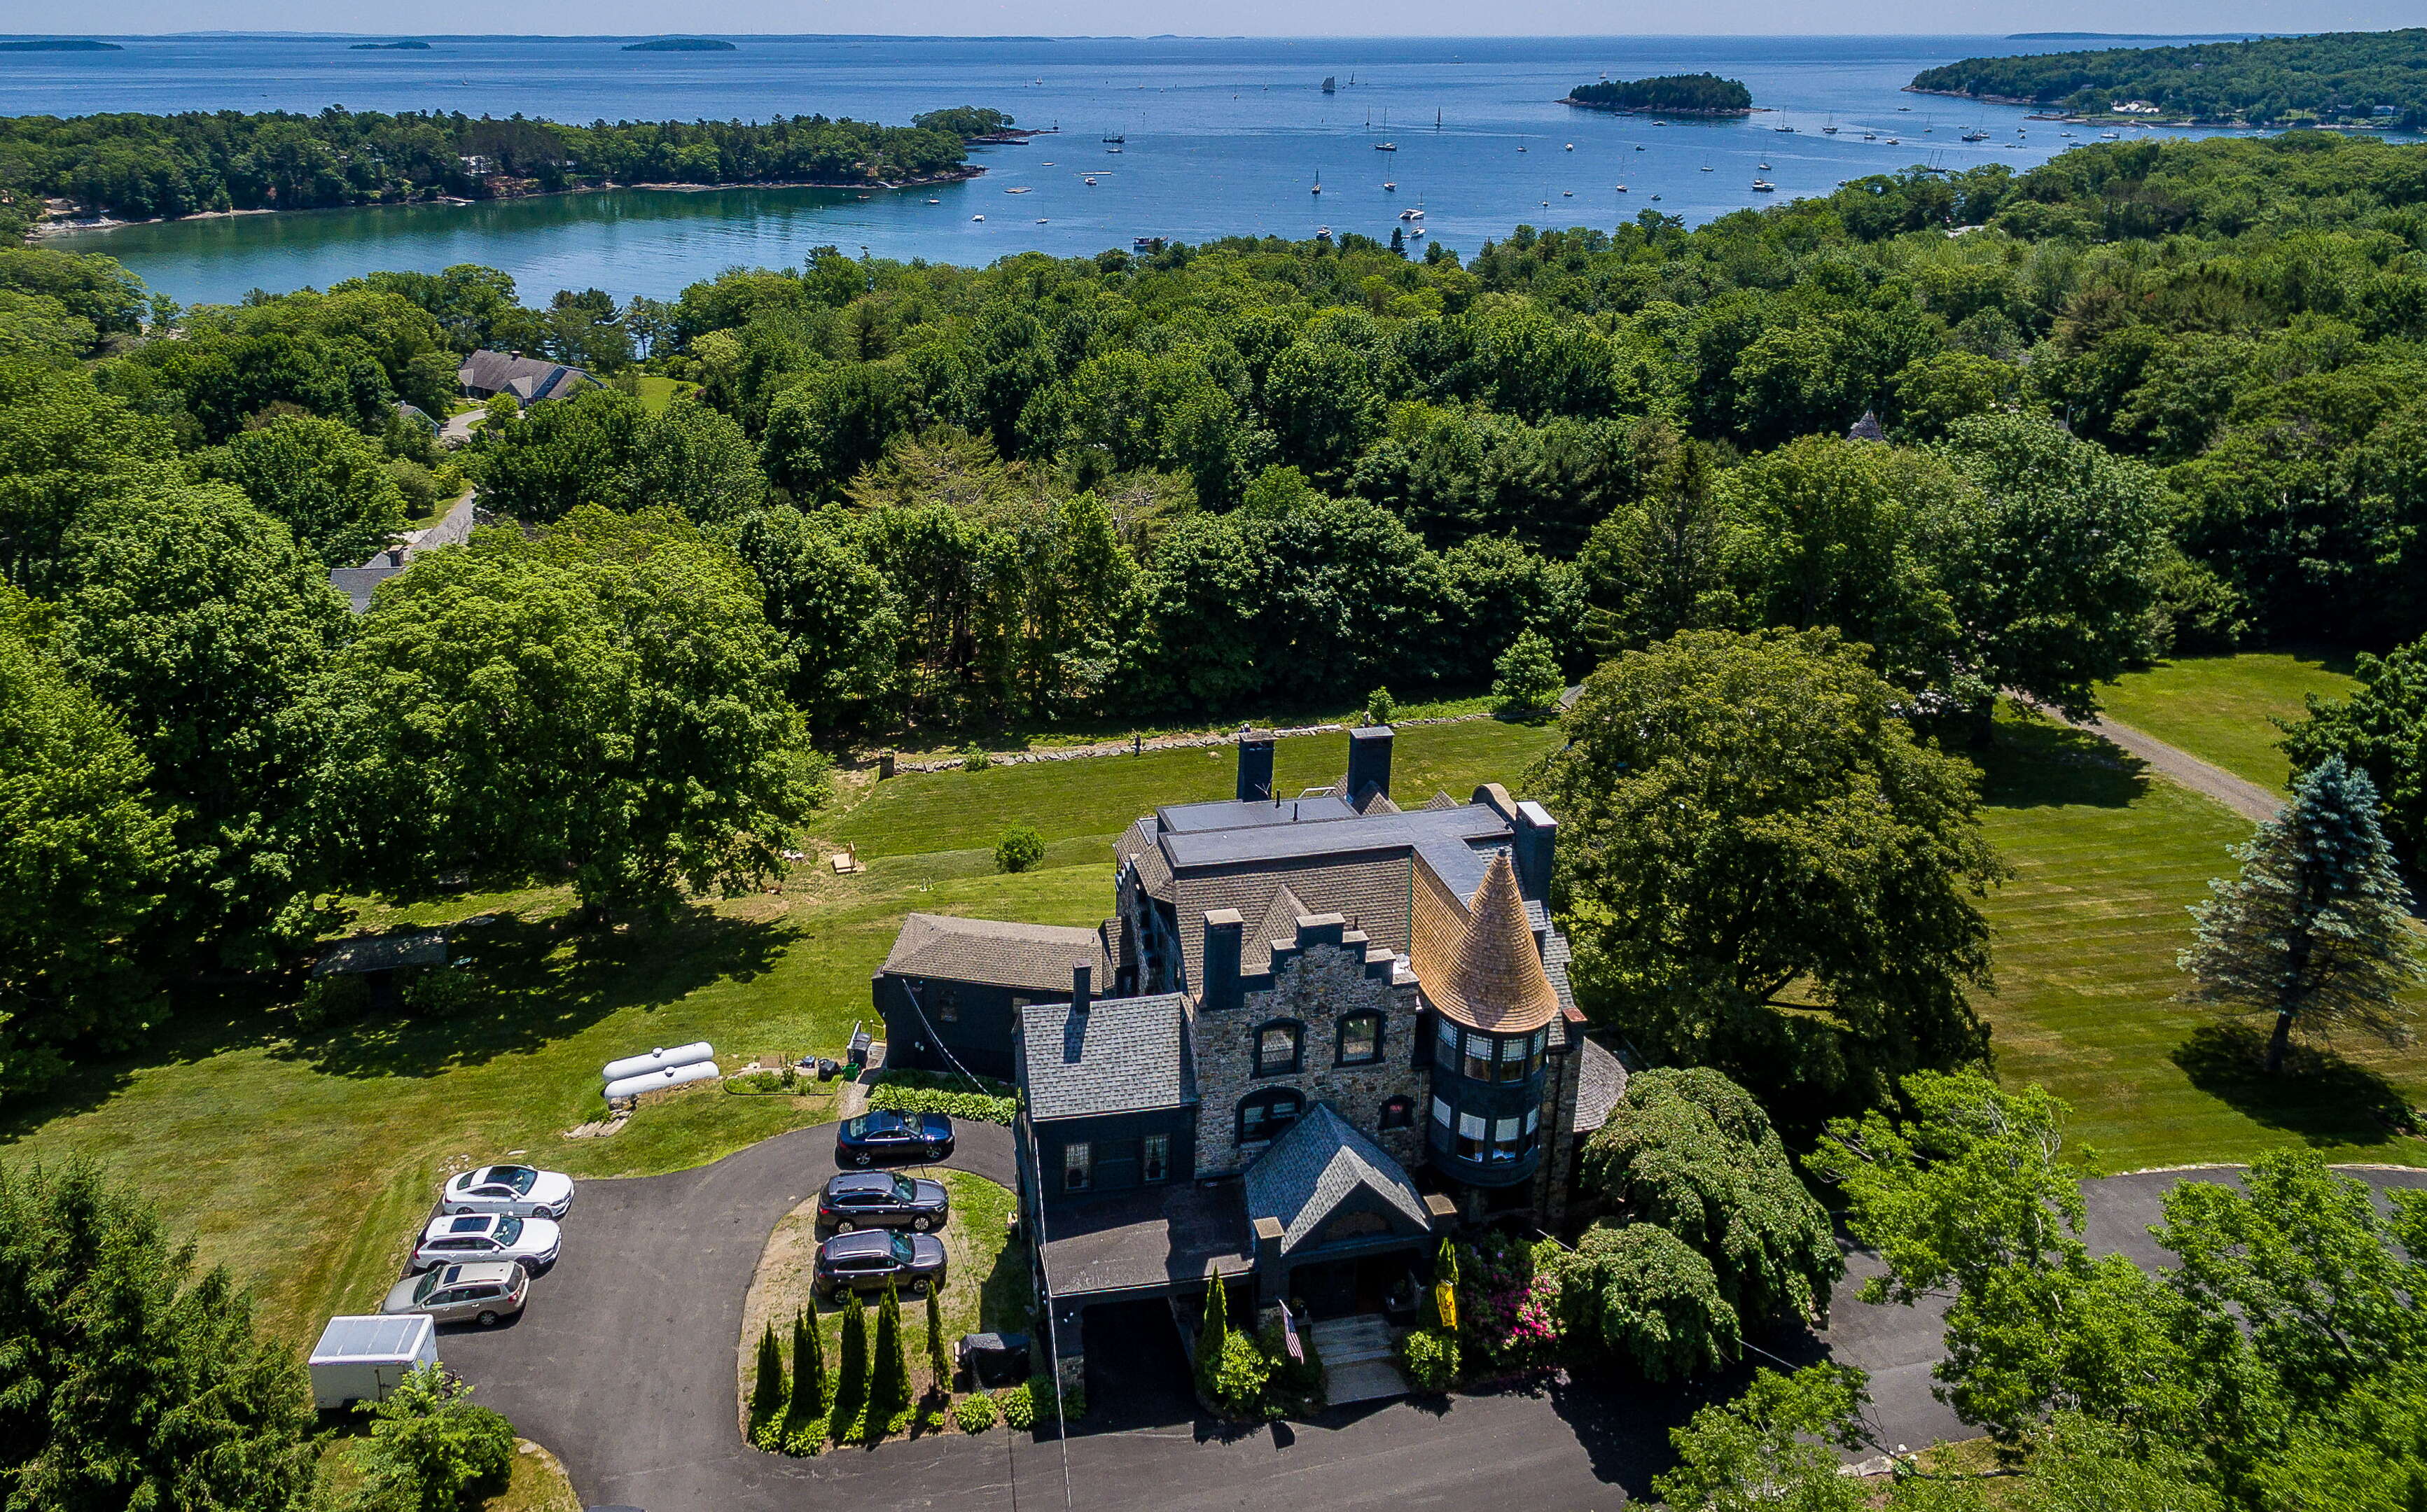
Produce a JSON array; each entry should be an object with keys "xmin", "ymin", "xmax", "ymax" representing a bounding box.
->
[
  {"xmin": 1236, "ymin": 731, "xmax": 1275, "ymax": 802},
  {"xmin": 1512, "ymin": 800, "xmax": 1558, "ymax": 899},
  {"xmin": 1070, "ymin": 960, "xmax": 1092, "ymax": 1014},
  {"xmin": 1347, "ymin": 725, "xmax": 1393, "ymax": 804},
  {"xmin": 1201, "ymin": 909, "xmax": 1244, "ymax": 1012}
]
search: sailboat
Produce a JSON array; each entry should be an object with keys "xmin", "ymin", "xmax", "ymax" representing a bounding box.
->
[
  {"xmin": 1312, "ymin": 174, "xmax": 1323, "ymax": 195},
  {"xmin": 1435, "ymin": 108, "xmax": 1441, "ymax": 130},
  {"xmin": 1960, "ymin": 125, "xmax": 1990, "ymax": 142},
  {"xmin": 1375, "ymin": 141, "xmax": 1396, "ymax": 151},
  {"xmin": 1321, "ymin": 76, "xmax": 1335, "ymax": 94},
  {"xmin": 1821, "ymin": 117, "xmax": 1838, "ymax": 134}
]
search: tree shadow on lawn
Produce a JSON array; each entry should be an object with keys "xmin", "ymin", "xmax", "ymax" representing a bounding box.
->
[
  {"xmin": 276, "ymin": 904, "xmax": 795, "ymax": 1081},
  {"xmin": 1966, "ymin": 718, "xmax": 2152, "ymax": 812},
  {"xmin": 2171, "ymin": 1021, "xmax": 2421, "ymax": 1150}
]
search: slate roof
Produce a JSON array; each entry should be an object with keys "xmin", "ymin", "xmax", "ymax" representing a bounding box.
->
[
  {"xmin": 329, "ymin": 564, "xmax": 401, "ymax": 614},
  {"xmin": 1848, "ymin": 409, "xmax": 1886, "ymax": 442},
  {"xmin": 1020, "ymin": 993, "xmax": 1194, "ymax": 1121},
  {"xmin": 313, "ymin": 927, "xmax": 450, "ymax": 978},
  {"xmin": 1573, "ymin": 1037, "xmax": 1628, "ymax": 1134},
  {"xmin": 1243, "ymin": 1103, "xmax": 1432, "ymax": 1256},
  {"xmin": 881, "ymin": 913, "xmax": 1112, "ymax": 995},
  {"xmin": 457, "ymin": 349, "xmax": 592, "ymax": 403}
]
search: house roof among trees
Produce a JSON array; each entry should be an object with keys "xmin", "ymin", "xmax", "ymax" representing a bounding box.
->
[
  {"xmin": 457, "ymin": 349, "xmax": 591, "ymax": 402},
  {"xmin": 312, "ymin": 927, "xmax": 450, "ymax": 978},
  {"xmin": 881, "ymin": 913, "xmax": 1113, "ymax": 995}
]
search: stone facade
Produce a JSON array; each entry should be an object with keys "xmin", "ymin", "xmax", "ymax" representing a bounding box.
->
[{"xmin": 1188, "ymin": 932, "xmax": 1428, "ymax": 1180}]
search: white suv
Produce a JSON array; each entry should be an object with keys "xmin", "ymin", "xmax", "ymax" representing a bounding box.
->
[{"xmin": 411, "ymin": 1212, "xmax": 561, "ymax": 1273}]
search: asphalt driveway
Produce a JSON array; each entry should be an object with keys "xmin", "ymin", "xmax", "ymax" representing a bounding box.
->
[{"xmin": 443, "ymin": 1128, "xmax": 2426, "ymax": 1512}]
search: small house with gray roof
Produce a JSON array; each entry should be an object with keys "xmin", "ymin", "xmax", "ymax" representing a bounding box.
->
[
  {"xmin": 872, "ymin": 725, "xmax": 1625, "ymax": 1396},
  {"xmin": 457, "ymin": 349, "xmax": 596, "ymax": 406}
]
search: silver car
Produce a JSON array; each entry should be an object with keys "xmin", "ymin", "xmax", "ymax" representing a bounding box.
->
[
  {"xmin": 382, "ymin": 1261, "xmax": 529, "ymax": 1326},
  {"xmin": 411, "ymin": 1212, "xmax": 562, "ymax": 1273},
  {"xmin": 441, "ymin": 1163, "xmax": 573, "ymax": 1219}
]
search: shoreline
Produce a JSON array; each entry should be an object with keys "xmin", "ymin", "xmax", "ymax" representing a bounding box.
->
[
  {"xmin": 1899, "ymin": 84, "xmax": 2400, "ymax": 131},
  {"xmin": 1557, "ymin": 96, "xmax": 1755, "ymax": 118},
  {"xmin": 32, "ymin": 164, "xmax": 988, "ymax": 238}
]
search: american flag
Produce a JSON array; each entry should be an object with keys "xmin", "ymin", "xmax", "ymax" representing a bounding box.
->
[{"xmin": 1281, "ymin": 1302, "xmax": 1303, "ymax": 1363}]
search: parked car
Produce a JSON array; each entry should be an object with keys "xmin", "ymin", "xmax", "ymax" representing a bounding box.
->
[
  {"xmin": 818, "ymin": 1170, "xmax": 950, "ymax": 1233},
  {"xmin": 814, "ymin": 1228, "xmax": 947, "ymax": 1299},
  {"xmin": 411, "ymin": 1212, "xmax": 562, "ymax": 1272},
  {"xmin": 834, "ymin": 1110, "xmax": 954, "ymax": 1167},
  {"xmin": 381, "ymin": 1261, "xmax": 529, "ymax": 1326},
  {"xmin": 441, "ymin": 1163, "xmax": 573, "ymax": 1219}
]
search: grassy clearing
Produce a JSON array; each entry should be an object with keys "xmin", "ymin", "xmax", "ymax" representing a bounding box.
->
[
  {"xmin": 2097, "ymin": 650, "xmax": 2358, "ymax": 792},
  {"xmin": 630, "ymin": 374, "xmax": 700, "ymax": 414},
  {"xmin": 1970, "ymin": 718, "xmax": 2427, "ymax": 1172},
  {"xmin": 885, "ymin": 691, "xmax": 1503, "ymax": 761}
]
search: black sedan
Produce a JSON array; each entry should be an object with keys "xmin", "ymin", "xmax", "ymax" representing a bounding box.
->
[
  {"xmin": 834, "ymin": 1110, "xmax": 954, "ymax": 1167},
  {"xmin": 816, "ymin": 1228, "xmax": 948, "ymax": 1299},
  {"xmin": 819, "ymin": 1170, "xmax": 951, "ymax": 1232}
]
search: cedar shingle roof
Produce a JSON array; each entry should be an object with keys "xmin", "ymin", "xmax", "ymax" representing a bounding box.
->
[
  {"xmin": 1021, "ymin": 993, "xmax": 1195, "ymax": 1121},
  {"xmin": 1573, "ymin": 1037, "xmax": 1628, "ymax": 1134},
  {"xmin": 1428, "ymin": 853, "xmax": 1560, "ymax": 1034},
  {"xmin": 1243, "ymin": 1103, "xmax": 1431, "ymax": 1256},
  {"xmin": 881, "ymin": 913, "xmax": 1111, "ymax": 995}
]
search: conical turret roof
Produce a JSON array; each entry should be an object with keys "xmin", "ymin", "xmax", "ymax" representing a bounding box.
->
[{"xmin": 1434, "ymin": 852, "xmax": 1559, "ymax": 1034}]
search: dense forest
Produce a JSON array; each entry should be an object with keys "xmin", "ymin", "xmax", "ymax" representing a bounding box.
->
[
  {"xmin": 0, "ymin": 104, "xmax": 1007, "ymax": 221},
  {"xmin": 1909, "ymin": 27, "xmax": 2427, "ymax": 127},
  {"xmin": 1565, "ymin": 74, "xmax": 1753, "ymax": 115},
  {"xmin": 9, "ymin": 127, "xmax": 2427, "ymax": 1096}
]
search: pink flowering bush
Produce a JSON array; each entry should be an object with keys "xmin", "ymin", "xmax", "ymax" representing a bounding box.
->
[{"xmin": 1454, "ymin": 1229, "xmax": 1566, "ymax": 1371}]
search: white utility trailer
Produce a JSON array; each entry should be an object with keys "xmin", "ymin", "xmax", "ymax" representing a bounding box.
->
[{"xmin": 309, "ymin": 1313, "xmax": 438, "ymax": 1409}]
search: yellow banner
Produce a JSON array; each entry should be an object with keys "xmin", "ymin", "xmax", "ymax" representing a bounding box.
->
[{"xmin": 1433, "ymin": 1282, "xmax": 1458, "ymax": 1331}]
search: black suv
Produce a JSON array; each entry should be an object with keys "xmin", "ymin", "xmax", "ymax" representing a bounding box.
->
[
  {"xmin": 834, "ymin": 1110, "xmax": 954, "ymax": 1166},
  {"xmin": 819, "ymin": 1170, "xmax": 951, "ymax": 1233},
  {"xmin": 815, "ymin": 1228, "xmax": 947, "ymax": 1299}
]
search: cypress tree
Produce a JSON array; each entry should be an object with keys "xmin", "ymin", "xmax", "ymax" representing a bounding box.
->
[
  {"xmin": 2181, "ymin": 755, "xmax": 2424, "ymax": 1072},
  {"xmin": 871, "ymin": 1279, "xmax": 910, "ymax": 1426},
  {"xmin": 833, "ymin": 1297, "xmax": 869, "ymax": 1436},
  {"xmin": 1193, "ymin": 1278, "xmax": 1228, "ymax": 1398},
  {"xmin": 789, "ymin": 1306, "xmax": 824, "ymax": 1418},
  {"xmin": 924, "ymin": 1281, "xmax": 950, "ymax": 1396},
  {"xmin": 751, "ymin": 1320, "xmax": 785, "ymax": 1422}
]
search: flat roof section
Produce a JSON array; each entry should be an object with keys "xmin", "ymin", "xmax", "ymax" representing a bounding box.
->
[
  {"xmin": 1036, "ymin": 1180, "xmax": 1254, "ymax": 1303},
  {"xmin": 1157, "ymin": 795, "xmax": 1360, "ymax": 833}
]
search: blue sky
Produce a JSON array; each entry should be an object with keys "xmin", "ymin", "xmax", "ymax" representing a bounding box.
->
[{"xmin": 35, "ymin": 1, "xmax": 2407, "ymax": 38}]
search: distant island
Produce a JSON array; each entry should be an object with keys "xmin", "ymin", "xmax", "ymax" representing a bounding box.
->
[
  {"xmin": 1563, "ymin": 72, "xmax": 1752, "ymax": 116},
  {"xmin": 621, "ymin": 38, "xmax": 737, "ymax": 52},
  {"xmin": 2005, "ymin": 32, "xmax": 2270, "ymax": 41},
  {"xmin": 0, "ymin": 38, "xmax": 123, "ymax": 51},
  {"xmin": 348, "ymin": 40, "xmax": 433, "ymax": 50},
  {"xmin": 1910, "ymin": 27, "xmax": 2427, "ymax": 129}
]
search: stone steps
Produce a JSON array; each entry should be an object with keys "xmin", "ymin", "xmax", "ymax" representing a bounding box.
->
[{"xmin": 1308, "ymin": 1315, "xmax": 1396, "ymax": 1366}]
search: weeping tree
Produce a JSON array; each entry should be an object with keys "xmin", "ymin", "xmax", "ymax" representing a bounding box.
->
[{"xmin": 2178, "ymin": 755, "xmax": 2423, "ymax": 1073}]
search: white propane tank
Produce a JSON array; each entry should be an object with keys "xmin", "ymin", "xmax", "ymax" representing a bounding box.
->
[
  {"xmin": 601, "ymin": 1042, "xmax": 715, "ymax": 1084},
  {"xmin": 603, "ymin": 1060, "xmax": 722, "ymax": 1102}
]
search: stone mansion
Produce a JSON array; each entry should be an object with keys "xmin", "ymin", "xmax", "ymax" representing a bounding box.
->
[{"xmin": 872, "ymin": 724, "xmax": 1624, "ymax": 1385}]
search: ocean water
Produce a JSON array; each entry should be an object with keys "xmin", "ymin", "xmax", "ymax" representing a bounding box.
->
[{"xmin": 22, "ymin": 34, "xmax": 2297, "ymax": 304}]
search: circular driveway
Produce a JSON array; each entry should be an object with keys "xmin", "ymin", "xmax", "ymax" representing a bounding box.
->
[{"xmin": 445, "ymin": 1135, "xmax": 2426, "ymax": 1512}]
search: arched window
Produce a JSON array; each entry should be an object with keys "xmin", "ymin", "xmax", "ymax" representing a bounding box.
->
[
  {"xmin": 1379, "ymin": 1095, "xmax": 1414, "ymax": 1130},
  {"xmin": 1253, "ymin": 1019, "xmax": 1303, "ymax": 1076},
  {"xmin": 1237, "ymin": 1088, "xmax": 1303, "ymax": 1144},
  {"xmin": 1336, "ymin": 1011, "xmax": 1382, "ymax": 1066}
]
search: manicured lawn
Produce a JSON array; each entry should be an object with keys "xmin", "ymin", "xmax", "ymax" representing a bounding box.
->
[
  {"xmin": 2097, "ymin": 650, "xmax": 2358, "ymax": 793},
  {"xmin": 631, "ymin": 374, "xmax": 699, "ymax": 414},
  {"xmin": 1970, "ymin": 719, "xmax": 2427, "ymax": 1172}
]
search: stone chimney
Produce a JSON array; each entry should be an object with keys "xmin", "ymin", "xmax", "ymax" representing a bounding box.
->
[
  {"xmin": 1236, "ymin": 731, "xmax": 1275, "ymax": 802},
  {"xmin": 1202, "ymin": 909, "xmax": 1244, "ymax": 1013},
  {"xmin": 1348, "ymin": 725, "xmax": 1393, "ymax": 804},
  {"xmin": 1070, "ymin": 960, "xmax": 1092, "ymax": 1014}
]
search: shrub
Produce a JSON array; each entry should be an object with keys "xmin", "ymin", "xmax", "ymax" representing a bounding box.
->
[
  {"xmin": 295, "ymin": 972, "xmax": 371, "ymax": 1030},
  {"xmin": 353, "ymin": 1364, "xmax": 517, "ymax": 1511},
  {"xmin": 962, "ymin": 743, "xmax": 992, "ymax": 771},
  {"xmin": 1209, "ymin": 1331, "xmax": 1271, "ymax": 1418},
  {"xmin": 953, "ymin": 1392, "xmax": 999, "ymax": 1433},
  {"xmin": 1193, "ymin": 1281, "xmax": 1230, "ymax": 1401},
  {"xmin": 994, "ymin": 823, "xmax": 1045, "ymax": 873},
  {"xmin": 1558, "ymin": 1222, "xmax": 1741, "ymax": 1381},
  {"xmin": 917, "ymin": 1403, "xmax": 949, "ymax": 1434},
  {"xmin": 779, "ymin": 1417, "xmax": 828, "ymax": 1455},
  {"xmin": 996, "ymin": 1384, "xmax": 1036, "ymax": 1432},
  {"xmin": 1491, "ymin": 628, "xmax": 1566, "ymax": 720},
  {"xmin": 1364, "ymin": 685, "xmax": 1397, "ymax": 725},
  {"xmin": 1456, "ymin": 1228, "xmax": 1564, "ymax": 1371},
  {"xmin": 1399, "ymin": 1326, "xmax": 1461, "ymax": 1392},
  {"xmin": 1258, "ymin": 1315, "xmax": 1325, "ymax": 1414},
  {"xmin": 866, "ymin": 1082, "xmax": 1017, "ymax": 1125},
  {"xmin": 400, "ymin": 965, "xmax": 481, "ymax": 1019}
]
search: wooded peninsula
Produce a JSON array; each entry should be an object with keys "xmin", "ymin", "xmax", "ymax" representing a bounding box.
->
[
  {"xmin": 6, "ymin": 105, "xmax": 1017, "ymax": 222},
  {"xmin": 1564, "ymin": 73, "xmax": 1753, "ymax": 115},
  {"xmin": 1908, "ymin": 27, "xmax": 2427, "ymax": 128}
]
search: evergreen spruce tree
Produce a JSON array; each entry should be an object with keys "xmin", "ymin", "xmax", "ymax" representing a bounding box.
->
[
  {"xmin": 1193, "ymin": 1279, "xmax": 1229, "ymax": 1399},
  {"xmin": 833, "ymin": 1297, "xmax": 870, "ymax": 1437},
  {"xmin": 924, "ymin": 1282, "xmax": 950, "ymax": 1397},
  {"xmin": 751, "ymin": 1320, "xmax": 786, "ymax": 1422},
  {"xmin": 2181, "ymin": 755, "xmax": 2424, "ymax": 1072},
  {"xmin": 789, "ymin": 1306, "xmax": 824, "ymax": 1419},
  {"xmin": 871, "ymin": 1280, "xmax": 911, "ymax": 1428}
]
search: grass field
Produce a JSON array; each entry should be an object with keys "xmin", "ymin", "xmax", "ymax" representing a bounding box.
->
[
  {"xmin": 2097, "ymin": 651, "xmax": 2360, "ymax": 792},
  {"xmin": 631, "ymin": 374, "xmax": 700, "ymax": 414},
  {"xmin": 4, "ymin": 707, "xmax": 2420, "ymax": 1358}
]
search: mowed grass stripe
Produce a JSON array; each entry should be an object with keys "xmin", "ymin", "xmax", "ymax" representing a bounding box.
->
[{"xmin": 2098, "ymin": 651, "xmax": 2358, "ymax": 793}]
